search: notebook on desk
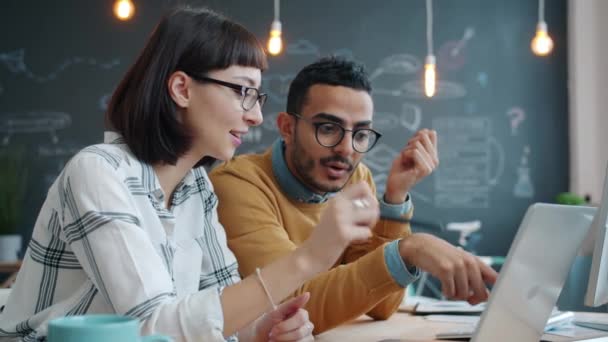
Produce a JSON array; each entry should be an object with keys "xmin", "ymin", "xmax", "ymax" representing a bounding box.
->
[{"xmin": 432, "ymin": 204, "xmax": 602, "ymax": 342}]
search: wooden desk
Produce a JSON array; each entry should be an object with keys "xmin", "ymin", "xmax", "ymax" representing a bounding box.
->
[
  {"xmin": 0, "ymin": 261, "xmax": 21, "ymax": 274},
  {"xmin": 0, "ymin": 261, "xmax": 21, "ymax": 288},
  {"xmin": 315, "ymin": 312, "xmax": 459, "ymax": 342},
  {"xmin": 315, "ymin": 311, "xmax": 608, "ymax": 342}
]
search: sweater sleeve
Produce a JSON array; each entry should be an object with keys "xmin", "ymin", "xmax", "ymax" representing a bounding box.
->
[
  {"xmin": 210, "ymin": 162, "xmax": 410, "ymax": 333},
  {"xmin": 340, "ymin": 167, "xmax": 414, "ymax": 322}
]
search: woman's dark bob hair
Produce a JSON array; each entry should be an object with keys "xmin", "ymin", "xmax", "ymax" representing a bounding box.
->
[{"xmin": 106, "ymin": 6, "xmax": 268, "ymax": 166}]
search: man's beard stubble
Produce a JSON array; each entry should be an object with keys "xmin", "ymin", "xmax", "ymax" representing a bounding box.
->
[{"xmin": 291, "ymin": 141, "xmax": 358, "ymax": 194}]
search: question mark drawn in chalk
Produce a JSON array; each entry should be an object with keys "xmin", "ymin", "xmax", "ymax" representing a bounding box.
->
[{"xmin": 507, "ymin": 107, "xmax": 526, "ymax": 136}]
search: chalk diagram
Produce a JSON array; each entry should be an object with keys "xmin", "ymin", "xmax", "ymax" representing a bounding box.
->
[
  {"xmin": 477, "ymin": 72, "xmax": 489, "ymax": 88},
  {"xmin": 437, "ymin": 27, "xmax": 475, "ymax": 71},
  {"xmin": 241, "ymin": 127, "xmax": 263, "ymax": 144},
  {"xmin": 262, "ymin": 112, "xmax": 280, "ymax": 132},
  {"xmin": 506, "ymin": 107, "xmax": 526, "ymax": 136},
  {"xmin": 401, "ymin": 80, "xmax": 467, "ymax": 100},
  {"xmin": 513, "ymin": 146, "xmax": 534, "ymax": 198},
  {"xmin": 286, "ymin": 40, "xmax": 321, "ymax": 56},
  {"xmin": 99, "ymin": 93, "xmax": 112, "ymax": 111},
  {"xmin": 373, "ymin": 112, "xmax": 400, "ymax": 131},
  {"xmin": 0, "ymin": 111, "xmax": 72, "ymax": 145},
  {"xmin": 433, "ymin": 116, "xmax": 505, "ymax": 208},
  {"xmin": 465, "ymin": 102, "xmax": 477, "ymax": 115},
  {"xmin": 364, "ymin": 142, "xmax": 433, "ymax": 204},
  {"xmin": 262, "ymin": 73, "xmax": 295, "ymax": 105},
  {"xmin": 332, "ymin": 48, "xmax": 354, "ymax": 59},
  {"xmin": 370, "ymin": 53, "xmax": 421, "ymax": 97},
  {"xmin": 370, "ymin": 54, "xmax": 421, "ymax": 80},
  {"xmin": 38, "ymin": 142, "xmax": 84, "ymax": 189},
  {"xmin": 0, "ymin": 49, "xmax": 120, "ymax": 83},
  {"xmin": 373, "ymin": 103, "xmax": 422, "ymax": 132},
  {"xmin": 369, "ymin": 54, "xmax": 423, "ymax": 132},
  {"xmin": 364, "ymin": 143, "xmax": 399, "ymax": 195}
]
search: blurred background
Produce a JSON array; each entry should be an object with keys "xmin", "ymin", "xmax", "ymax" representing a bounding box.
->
[{"xmin": 0, "ymin": 0, "xmax": 606, "ymax": 311}]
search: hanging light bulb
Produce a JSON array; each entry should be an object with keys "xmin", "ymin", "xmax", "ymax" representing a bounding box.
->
[
  {"xmin": 531, "ymin": 22, "xmax": 554, "ymax": 56},
  {"xmin": 531, "ymin": 0, "xmax": 553, "ymax": 56},
  {"xmin": 423, "ymin": 0, "xmax": 436, "ymax": 98},
  {"xmin": 267, "ymin": 0, "xmax": 283, "ymax": 55},
  {"xmin": 424, "ymin": 55, "xmax": 436, "ymax": 98},
  {"xmin": 113, "ymin": 0, "xmax": 135, "ymax": 21},
  {"xmin": 267, "ymin": 19, "xmax": 283, "ymax": 56}
]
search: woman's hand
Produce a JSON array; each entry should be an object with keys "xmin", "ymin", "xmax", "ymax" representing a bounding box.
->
[{"xmin": 253, "ymin": 293, "xmax": 314, "ymax": 342}]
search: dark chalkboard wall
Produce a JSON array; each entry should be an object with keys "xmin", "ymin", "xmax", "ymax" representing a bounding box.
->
[{"xmin": 0, "ymin": 1, "xmax": 569, "ymax": 258}]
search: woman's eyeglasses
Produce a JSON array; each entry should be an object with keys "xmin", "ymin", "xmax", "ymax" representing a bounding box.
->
[{"xmin": 188, "ymin": 74, "xmax": 267, "ymax": 111}]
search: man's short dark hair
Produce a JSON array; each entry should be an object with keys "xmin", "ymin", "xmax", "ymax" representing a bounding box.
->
[
  {"xmin": 286, "ymin": 56, "xmax": 372, "ymax": 114},
  {"xmin": 106, "ymin": 6, "xmax": 267, "ymax": 166}
]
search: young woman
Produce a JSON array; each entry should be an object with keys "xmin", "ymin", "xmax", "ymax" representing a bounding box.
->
[{"xmin": 0, "ymin": 6, "xmax": 379, "ymax": 342}]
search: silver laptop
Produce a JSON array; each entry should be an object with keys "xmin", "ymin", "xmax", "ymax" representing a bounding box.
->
[{"xmin": 437, "ymin": 203, "xmax": 596, "ymax": 341}]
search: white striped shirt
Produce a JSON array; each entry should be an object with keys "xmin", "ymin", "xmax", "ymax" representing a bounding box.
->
[{"xmin": 0, "ymin": 132, "xmax": 239, "ymax": 341}]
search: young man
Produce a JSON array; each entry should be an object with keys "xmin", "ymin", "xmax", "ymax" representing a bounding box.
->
[{"xmin": 210, "ymin": 57, "xmax": 498, "ymax": 333}]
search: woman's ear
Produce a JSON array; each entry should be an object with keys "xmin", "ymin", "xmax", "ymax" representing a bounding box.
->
[
  {"xmin": 167, "ymin": 71, "xmax": 190, "ymax": 108},
  {"xmin": 277, "ymin": 112, "xmax": 296, "ymax": 146}
]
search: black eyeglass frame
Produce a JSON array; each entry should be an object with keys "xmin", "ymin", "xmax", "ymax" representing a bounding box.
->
[
  {"xmin": 188, "ymin": 74, "xmax": 267, "ymax": 111},
  {"xmin": 288, "ymin": 112, "xmax": 382, "ymax": 153}
]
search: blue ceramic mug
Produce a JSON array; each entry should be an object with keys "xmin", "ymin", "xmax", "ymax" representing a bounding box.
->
[{"xmin": 48, "ymin": 314, "xmax": 172, "ymax": 342}]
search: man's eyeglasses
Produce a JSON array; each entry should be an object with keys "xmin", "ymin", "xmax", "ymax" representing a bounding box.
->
[
  {"xmin": 188, "ymin": 74, "xmax": 267, "ymax": 111},
  {"xmin": 288, "ymin": 112, "xmax": 382, "ymax": 153}
]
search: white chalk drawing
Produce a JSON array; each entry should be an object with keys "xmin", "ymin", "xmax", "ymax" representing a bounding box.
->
[
  {"xmin": 401, "ymin": 80, "xmax": 467, "ymax": 100},
  {"xmin": 365, "ymin": 143, "xmax": 399, "ymax": 170},
  {"xmin": 437, "ymin": 27, "xmax": 475, "ymax": 71},
  {"xmin": 433, "ymin": 117, "xmax": 505, "ymax": 208},
  {"xmin": 465, "ymin": 101, "xmax": 477, "ymax": 115},
  {"xmin": 410, "ymin": 190, "xmax": 432, "ymax": 204},
  {"xmin": 262, "ymin": 73, "xmax": 295, "ymax": 105},
  {"xmin": 514, "ymin": 146, "xmax": 534, "ymax": 198},
  {"xmin": 365, "ymin": 144, "xmax": 433, "ymax": 202},
  {"xmin": 241, "ymin": 127, "xmax": 263, "ymax": 144},
  {"xmin": 286, "ymin": 40, "xmax": 320, "ymax": 56},
  {"xmin": 370, "ymin": 54, "xmax": 421, "ymax": 81},
  {"xmin": 373, "ymin": 112, "xmax": 400, "ymax": 131},
  {"xmin": 38, "ymin": 144, "xmax": 82, "ymax": 157},
  {"xmin": 370, "ymin": 104, "xmax": 421, "ymax": 132},
  {"xmin": 332, "ymin": 48, "xmax": 354, "ymax": 59},
  {"xmin": 262, "ymin": 112, "xmax": 280, "ymax": 132},
  {"xmin": 99, "ymin": 93, "xmax": 112, "ymax": 111},
  {"xmin": 364, "ymin": 143, "xmax": 400, "ymax": 194},
  {"xmin": 451, "ymin": 27, "xmax": 475, "ymax": 57},
  {"xmin": 507, "ymin": 106, "xmax": 526, "ymax": 136},
  {"xmin": 372, "ymin": 88, "xmax": 402, "ymax": 97},
  {"xmin": 477, "ymin": 72, "xmax": 489, "ymax": 88},
  {"xmin": 372, "ymin": 173, "xmax": 388, "ymax": 195},
  {"xmin": 38, "ymin": 143, "xmax": 84, "ymax": 188},
  {"xmin": 488, "ymin": 137, "xmax": 505, "ymax": 186},
  {"xmin": 400, "ymin": 103, "xmax": 422, "ymax": 131},
  {"xmin": 370, "ymin": 54, "xmax": 421, "ymax": 97},
  {"xmin": 0, "ymin": 111, "xmax": 72, "ymax": 145},
  {"xmin": 0, "ymin": 49, "xmax": 120, "ymax": 83}
]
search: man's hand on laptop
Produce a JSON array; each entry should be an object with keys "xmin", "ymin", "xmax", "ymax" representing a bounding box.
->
[{"xmin": 398, "ymin": 233, "xmax": 499, "ymax": 305}]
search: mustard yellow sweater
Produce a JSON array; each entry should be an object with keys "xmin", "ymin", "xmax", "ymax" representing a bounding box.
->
[{"xmin": 210, "ymin": 148, "xmax": 412, "ymax": 333}]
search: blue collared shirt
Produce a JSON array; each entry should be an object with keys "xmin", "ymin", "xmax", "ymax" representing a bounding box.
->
[{"xmin": 271, "ymin": 139, "xmax": 419, "ymax": 288}]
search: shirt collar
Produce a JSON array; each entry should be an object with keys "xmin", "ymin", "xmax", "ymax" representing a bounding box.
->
[
  {"xmin": 103, "ymin": 131, "xmax": 195, "ymax": 197},
  {"xmin": 271, "ymin": 138, "xmax": 335, "ymax": 204}
]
